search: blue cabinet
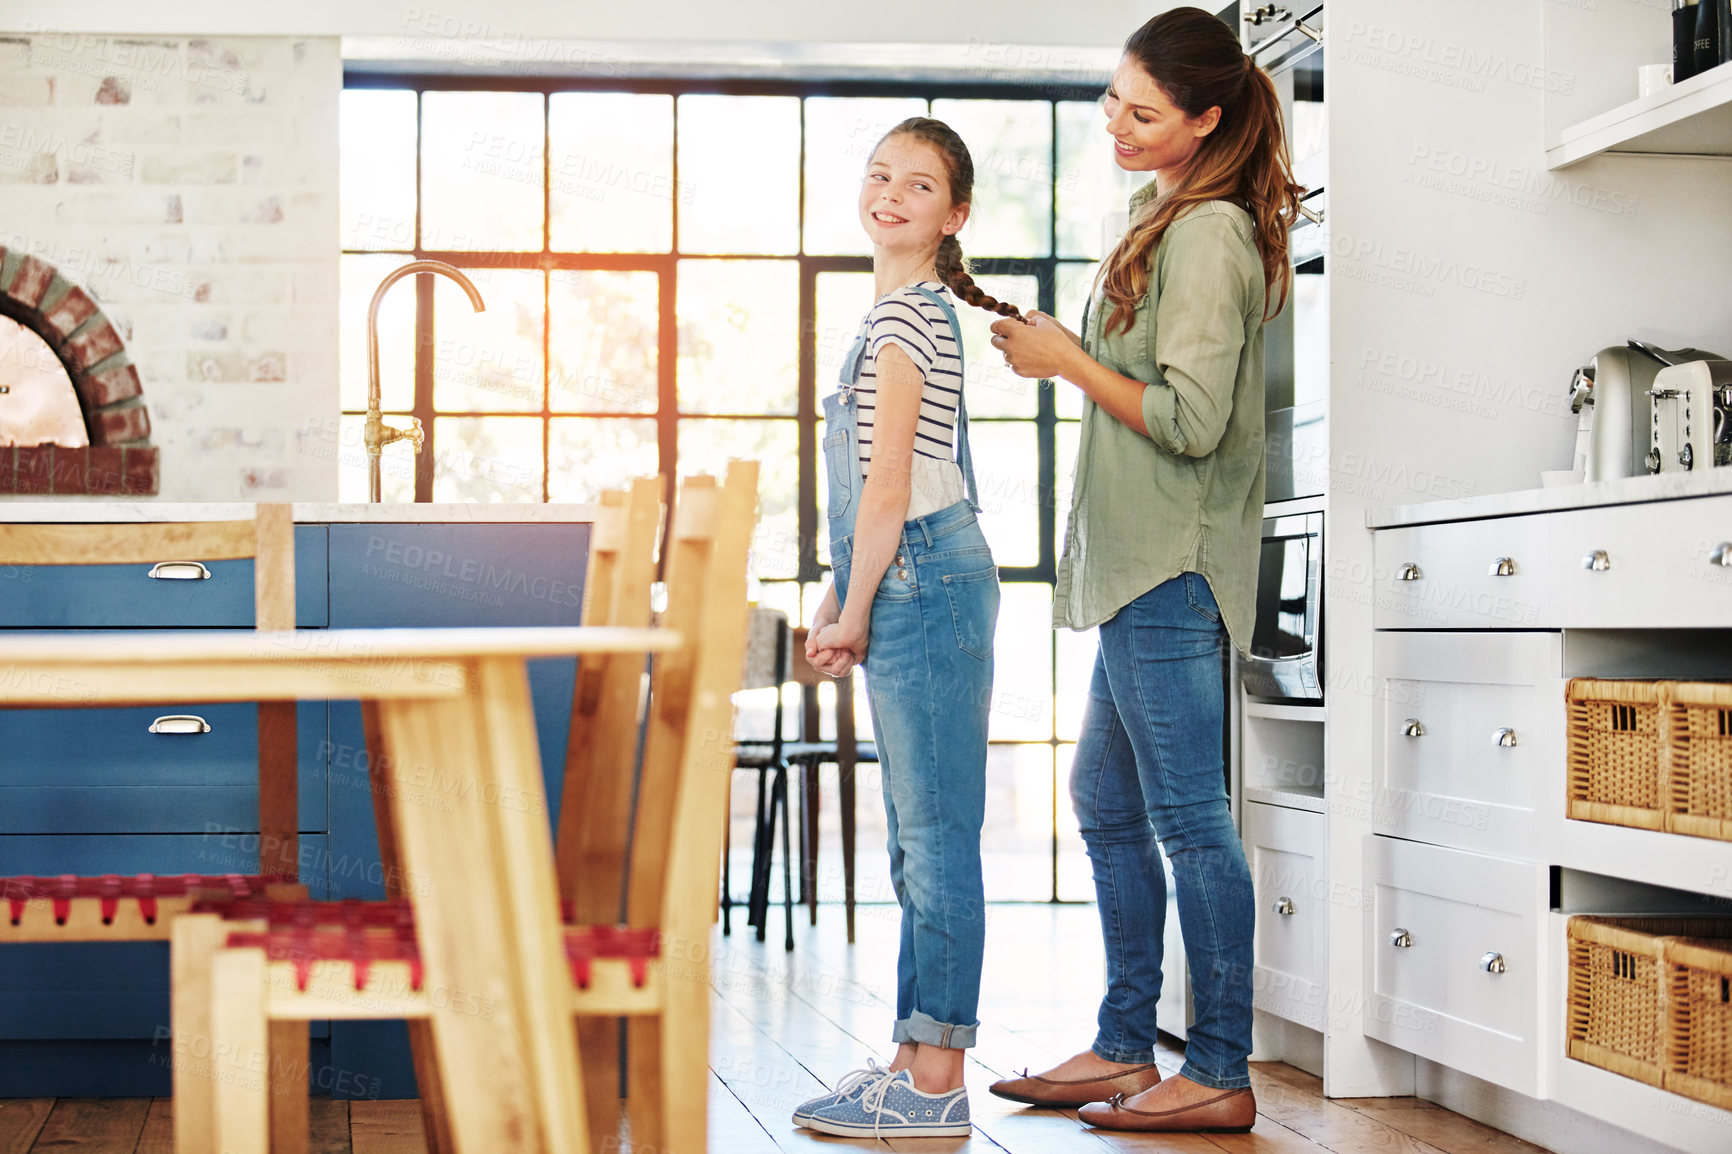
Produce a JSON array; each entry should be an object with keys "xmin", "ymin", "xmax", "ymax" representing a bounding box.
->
[{"xmin": 0, "ymin": 519, "xmax": 589, "ymax": 1098}]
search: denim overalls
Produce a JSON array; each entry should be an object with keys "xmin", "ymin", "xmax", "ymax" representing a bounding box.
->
[{"xmin": 822, "ymin": 284, "xmax": 999, "ymax": 1051}]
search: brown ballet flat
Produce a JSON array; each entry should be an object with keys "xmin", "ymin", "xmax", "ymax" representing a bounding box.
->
[
  {"xmin": 987, "ymin": 1063, "xmax": 1162, "ymax": 1109},
  {"xmin": 1077, "ymin": 1086, "xmax": 1256, "ymax": 1132}
]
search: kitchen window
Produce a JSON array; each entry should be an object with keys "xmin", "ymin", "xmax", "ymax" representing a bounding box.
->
[{"xmin": 339, "ymin": 73, "xmax": 1139, "ymax": 902}]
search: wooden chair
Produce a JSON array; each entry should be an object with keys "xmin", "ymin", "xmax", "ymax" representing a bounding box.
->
[
  {"xmin": 554, "ymin": 475, "xmax": 663, "ymax": 1149},
  {"xmin": 725, "ymin": 608, "xmax": 797, "ymax": 949},
  {"xmin": 191, "ymin": 466, "xmax": 756, "ymax": 1154},
  {"xmin": 164, "ymin": 480, "xmax": 663, "ymax": 1154},
  {"xmin": 566, "ymin": 461, "xmax": 758, "ymax": 1154}
]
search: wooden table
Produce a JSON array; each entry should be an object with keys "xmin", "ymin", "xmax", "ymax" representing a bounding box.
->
[{"xmin": 0, "ymin": 626, "xmax": 681, "ymax": 1154}]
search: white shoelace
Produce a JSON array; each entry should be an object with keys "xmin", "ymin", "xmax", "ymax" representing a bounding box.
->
[
  {"xmin": 829, "ymin": 1058, "xmax": 890, "ymax": 1101},
  {"xmin": 860, "ymin": 1070, "xmax": 900, "ymax": 1137}
]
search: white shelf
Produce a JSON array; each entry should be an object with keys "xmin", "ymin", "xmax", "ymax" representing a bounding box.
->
[
  {"xmin": 1242, "ymin": 785, "xmax": 1325, "ymax": 814},
  {"xmin": 1552, "ymin": 818, "xmax": 1732, "ymax": 901},
  {"xmin": 1243, "ymin": 699, "xmax": 1327, "ymax": 724},
  {"xmin": 1547, "ymin": 61, "xmax": 1732, "ymax": 169}
]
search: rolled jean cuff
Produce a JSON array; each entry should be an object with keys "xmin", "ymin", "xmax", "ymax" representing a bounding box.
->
[
  {"xmin": 892, "ymin": 1010, "xmax": 978, "ymax": 1050},
  {"xmin": 1179, "ymin": 1060, "xmax": 1251, "ymax": 1091},
  {"xmin": 1092, "ymin": 1041, "xmax": 1158, "ymax": 1065}
]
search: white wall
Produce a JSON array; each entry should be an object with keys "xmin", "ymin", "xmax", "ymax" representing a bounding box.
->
[
  {"xmin": 0, "ymin": 34, "xmax": 341, "ymax": 500},
  {"xmin": 1, "ymin": 1, "xmax": 1151, "ymax": 49}
]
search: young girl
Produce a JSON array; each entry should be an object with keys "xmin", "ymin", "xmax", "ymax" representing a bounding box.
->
[
  {"xmin": 792, "ymin": 117, "xmax": 1021, "ymax": 1140},
  {"xmin": 986, "ymin": 7, "xmax": 1302, "ymax": 1134}
]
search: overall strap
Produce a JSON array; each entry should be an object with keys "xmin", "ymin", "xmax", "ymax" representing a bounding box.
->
[{"xmin": 909, "ymin": 283, "xmax": 980, "ymax": 514}]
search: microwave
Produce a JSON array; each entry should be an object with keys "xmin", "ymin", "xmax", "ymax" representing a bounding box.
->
[{"xmin": 1240, "ymin": 511, "xmax": 1322, "ymax": 702}]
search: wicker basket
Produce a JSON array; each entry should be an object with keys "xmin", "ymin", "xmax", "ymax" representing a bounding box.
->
[
  {"xmin": 1667, "ymin": 682, "xmax": 1732, "ymax": 842},
  {"xmin": 1665, "ymin": 936, "xmax": 1732, "ymax": 1111},
  {"xmin": 1565, "ymin": 916, "xmax": 1732, "ymax": 1086},
  {"xmin": 1566, "ymin": 679, "xmax": 1671, "ymax": 831}
]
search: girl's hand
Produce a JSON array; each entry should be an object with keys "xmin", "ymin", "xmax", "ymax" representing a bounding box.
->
[
  {"xmin": 815, "ymin": 618, "xmax": 869, "ymax": 663},
  {"xmin": 806, "ymin": 594, "xmax": 841, "ymax": 662},
  {"xmin": 990, "ymin": 313, "xmax": 1080, "ymax": 379},
  {"xmin": 807, "ymin": 645, "xmax": 857, "ymax": 679}
]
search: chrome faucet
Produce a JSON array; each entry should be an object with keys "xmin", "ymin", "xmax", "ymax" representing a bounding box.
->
[{"xmin": 365, "ymin": 260, "xmax": 486, "ymax": 502}]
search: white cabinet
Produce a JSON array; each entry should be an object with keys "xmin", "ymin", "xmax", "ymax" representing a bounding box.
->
[
  {"xmin": 1363, "ymin": 836, "xmax": 1549, "ymax": 1097},
  {"xmin": 1375, "ymin": 494, "xmax": 1732, "ymax": 631},
  {"xmin": 1244, "ymin": 801, "xmax": 1326, "ymax": 1029},
  {"xmin": 1372, "ymin": 631, "xmax": 1563, "ymax": 859}
]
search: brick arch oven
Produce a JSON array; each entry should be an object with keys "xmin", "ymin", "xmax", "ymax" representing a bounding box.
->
[{"xmin": 0, "ymin": 248, "xmax": 158, "ymax": 495}]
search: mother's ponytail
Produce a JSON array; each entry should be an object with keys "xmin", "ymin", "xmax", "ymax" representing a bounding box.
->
[{"xmin": 1097, "ymin": 7, "xmax": 1305, "ymax": 334}]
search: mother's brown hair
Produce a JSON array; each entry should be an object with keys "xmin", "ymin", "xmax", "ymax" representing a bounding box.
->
[{"xmin": 1099, "ymin": 6, "xmax": 1305, "ymax": 335}]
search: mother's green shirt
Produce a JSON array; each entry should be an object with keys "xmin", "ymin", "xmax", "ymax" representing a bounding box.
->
[{"xmin": 1053, "ymin": 190, "xmax": 1267, "ymax": 654}]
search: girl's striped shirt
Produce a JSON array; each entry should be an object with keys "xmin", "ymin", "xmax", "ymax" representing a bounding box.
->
[{"xmin": 852, "ymin": 281, "xmax": 967, "ymax": 517}]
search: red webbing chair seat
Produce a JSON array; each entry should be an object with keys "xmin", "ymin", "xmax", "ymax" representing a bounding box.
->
[{"xmin": 1, "ymin": 872, "xmax": 276, "ymax": 937}]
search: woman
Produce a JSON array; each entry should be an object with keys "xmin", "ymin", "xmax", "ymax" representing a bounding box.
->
[
  {"xmin": 986, "ymin": 7, "xmax": 1302, "ymax": 1135},
  {"xmin": 793, "ymin": 116, "xmax": 1022, "ymax": 1140}
]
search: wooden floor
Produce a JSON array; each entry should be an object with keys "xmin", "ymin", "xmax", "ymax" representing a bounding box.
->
[{"xmin": 0, "ymin": 905, "xmax": 1553, "ymax": 1153}]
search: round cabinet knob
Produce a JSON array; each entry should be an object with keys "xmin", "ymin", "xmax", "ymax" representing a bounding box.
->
[
  {"xmin": 1273, "ymin": 896, "xmax": 1296, "ymax": 916},
  {"xmin": 1493, "ymin": 727, "xmax": 1518, "ymax": 748},
  {"xmin": 1711, "ymin": 543, "xmax": 1732, "ymax": 568},
  {"xmin": 1396, "ymin": 562, "xmax": 1423, "ymax": 582},
  {"xmin": 1480, "ymin": 951, "xmax": 1507, "ymax": 974},
  {"xmin": 1389, "ymin": 928, "xmax": 1414, "ymax": 948},
  {"xmin": 1582, "ymin": 550, "xmax": 1611, "ymax": 572},
  {"xmin": 1489, "ymin": 556, "xmax": 1517, "ymax": 577},
  {"xmin": 1402, "ymin": 719, "xmax": 1425, "ymax": 738}
]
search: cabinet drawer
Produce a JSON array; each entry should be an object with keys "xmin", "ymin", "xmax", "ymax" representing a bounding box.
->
[
  {"xmin": 1245, "ymin": 802, "xmax": 1325, "ymax": 1029},
  {"xmin": 1548, "ymin": 495, "xmax": 1732, "ymax": 628},
  {"xmin": 1373, "ymin": 515, "xmax": 1557, "ymax": 630},
  {"xmin": 1363, "ymin": 836, "xmax": 1547, "ymax": 1096},
  {"xmin": 1373, "ymin": 632, "xmax": 1562, "ymax": 859},
  {"xmin": 0, "ymin": 526, "xmax": 327, "ymax": 628},
  {"xmin": 0, "ymin": 702, "xmax": 329, "ymax": 834}
]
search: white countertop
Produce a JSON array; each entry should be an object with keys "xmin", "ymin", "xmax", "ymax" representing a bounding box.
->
[
  {"xmin": 0, "ymin": 502, "xmax": 601, "ymax": 523},
  {"xmin": 1366, "ymin": 468, "xmax": 1732, "ymax": 529}
]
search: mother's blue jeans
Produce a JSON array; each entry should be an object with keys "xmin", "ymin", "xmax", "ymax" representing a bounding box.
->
[{"xmin": 1069, "ymin": 572, "xmax": 1254, "ymax": 1090}]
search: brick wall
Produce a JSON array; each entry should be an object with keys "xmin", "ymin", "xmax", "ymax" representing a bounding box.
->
[{"xmin": 0, "ymin": 33, "xmax": 340, "ymax": 500}]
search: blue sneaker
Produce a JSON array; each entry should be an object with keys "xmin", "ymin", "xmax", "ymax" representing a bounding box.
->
[
  {"xmin": 800, "ymin": 1069, "xmax": 971, "ymax": 1138},
  {"xmin": 790, "ymin": 1059, "xmax": 890, "ymax": 1126}
]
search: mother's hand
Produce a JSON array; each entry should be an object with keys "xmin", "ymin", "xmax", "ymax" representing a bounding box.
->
[{"xmin": 990, "ymin": 312, "xmax": 1081, "ymax": 379}]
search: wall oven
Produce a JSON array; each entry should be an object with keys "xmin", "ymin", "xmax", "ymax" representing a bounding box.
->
[{"xmin": 1241, "ymin": 511, "xmax": 1322, "ymax": 702}]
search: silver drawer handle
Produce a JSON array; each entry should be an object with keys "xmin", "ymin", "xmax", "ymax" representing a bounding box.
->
[
  {"xmin": 149, "ymin": 715, "xmax": 211, "ymax": 735},
  {"xmin": 1273, "ymin": 896, "xmax": 1296, "ymax": 916},
  {"xmin": 1390, "ymin": 928, "xmax": 1414, "ymax": 948},
  {"xmin": 1711, "ymin": 543, "xmax": 1732, "ymax": 568},
  {"xmin": 1488, "ymin": 556, "xmax": 1516, "ymax": 577},
  {"xmin": 1396, "ymin": 562, "xmax": 1423, "ymax": 582},
  {"xmin": 1402, "ymin": 719, "xmax": 1425, "ymax": 738},
  {"xmin": 1493, "ymin": 727, "xmax": 1518, "ymax": 748},
  {"xmin": 1480, "ymin": 951, "xmax": 1507, "ymax": 974},
  {"xmin": 148, "ymin": 561, "xmax": 212, "ymax": 580},
  {"xmin": 1582, "ymin": 549, "xmax": 1611, "ymax": 572}
]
